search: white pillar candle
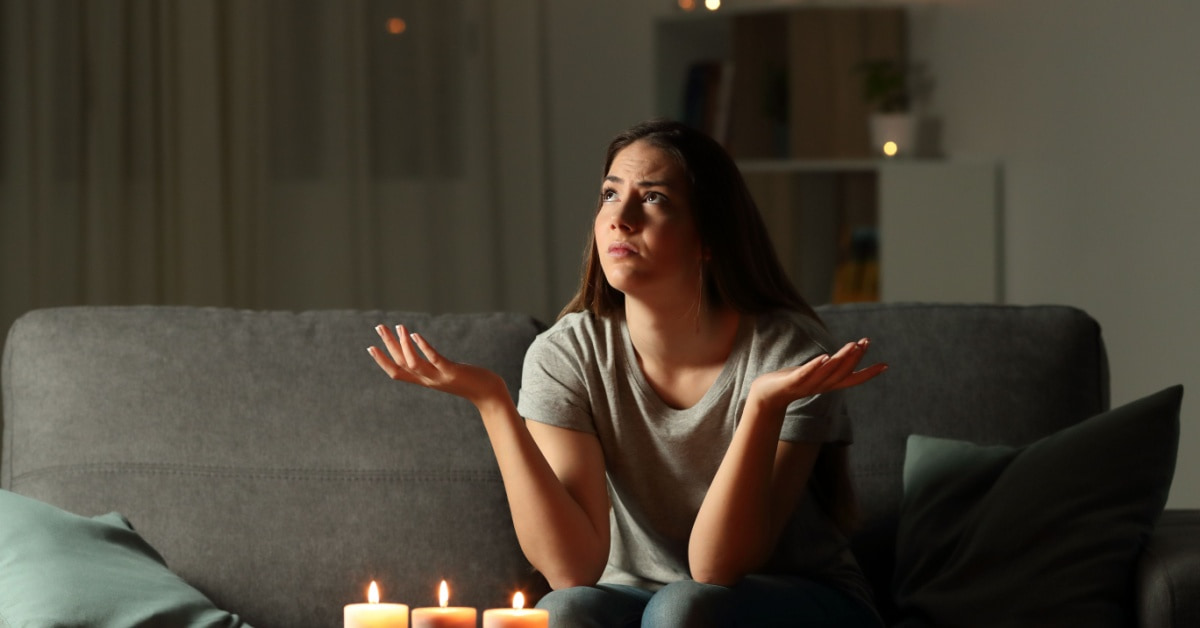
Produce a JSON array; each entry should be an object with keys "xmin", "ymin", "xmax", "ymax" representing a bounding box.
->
[
  {"xmin": 482, "ymin": 592, "xmax": 548, "ymax": 628},
  {"xmin": 345, "ymin": 581, "xmax": 409, "ymax": 628},
  {"xmin": 411, "ymin": 581, "xmax": 477, "ymax": 628}
]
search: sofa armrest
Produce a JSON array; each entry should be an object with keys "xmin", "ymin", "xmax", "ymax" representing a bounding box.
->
[{"xmin": 1137, "ymin": 509, "xmax": 1200, "ymax": 628}]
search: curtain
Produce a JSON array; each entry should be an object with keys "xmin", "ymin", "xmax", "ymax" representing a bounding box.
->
[{"xmin": 1, "ymin": 0, "xmax": 536, "ymax": 337}]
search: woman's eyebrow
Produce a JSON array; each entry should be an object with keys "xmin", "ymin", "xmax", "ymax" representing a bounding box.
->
[{"xmin": 604, "ymin": 174, "xmax": 671, "ymax": 188}]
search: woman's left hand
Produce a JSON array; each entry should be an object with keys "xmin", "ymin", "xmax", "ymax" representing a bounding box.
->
[{"xmin": 747, "ymin": 338, "xmax": 887, "ymax": 415}]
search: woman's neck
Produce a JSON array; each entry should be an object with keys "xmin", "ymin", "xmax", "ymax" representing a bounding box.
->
[{"xmin": 624, "ymin": 297, "xmax": 742, "ymax": 371}]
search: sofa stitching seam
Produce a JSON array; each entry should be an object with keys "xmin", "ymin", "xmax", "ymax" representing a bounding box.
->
[{"xmin": 12, "ymin": 462, "xmax": 502, "ymax": 484}]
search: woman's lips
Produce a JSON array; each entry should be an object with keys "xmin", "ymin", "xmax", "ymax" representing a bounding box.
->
[{"xmin": 607, "ymin": 242, "xmax": 638, "ymax": 258}]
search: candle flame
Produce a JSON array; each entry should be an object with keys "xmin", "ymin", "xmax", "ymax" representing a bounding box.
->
[
  {"xmin": 513, "ymin": 591, "xmax": 525, "ymax": 610},
  {"xmin": 368, "ymin": 581, "xmax": 380, "ymax": 604},
  {"xmin": 439, "ymin": 580, "xmax": 449, "ymax": 608}
]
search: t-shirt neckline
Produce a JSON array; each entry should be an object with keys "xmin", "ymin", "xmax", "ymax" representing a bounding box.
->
[{"xmin": 617, "ymin": 314, "xmax": 752, "ymax": 415}]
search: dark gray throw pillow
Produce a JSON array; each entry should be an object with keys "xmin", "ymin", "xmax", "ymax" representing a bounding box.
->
[
  {"xmin": 0, "ymin": 489, "xmax": 249, "ymax": 627},
  {"xmin": 893, "ymin": 385, "xmax": 1182, "ymax": 628}
]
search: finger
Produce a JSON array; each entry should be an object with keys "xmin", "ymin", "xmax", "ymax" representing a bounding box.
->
[
  {"xmin": 823, "ymin": 340, "xmax": 869, "ymax": 381},
  {"xmin": 366, "ymin": 345, "xmax": 408, "ymax": 382},
  {"xmin": 366, "ymin": 345, "xmax": 390, "ymax": 371},
  {"xmin": 375, "ymin": 324, "xmax": 407, "ymax": 365},
  {"xmin": 826, "ymin": 362, "xmax": 889, "ymax": 392},
  {"xmin": 396, "ymin": 324, "xmax": 423, "ymax": 370},
  {"xmin": 796, "ymin": 339, "xmax": 872, "ymax": 394},
  {"xmin": 773, "ymin": 352, "xmax": 837, "ymax": 396},
  {"xmin": 806, "ymin": 340, "xmax": 860, "ymax": 376},
  {"xmin": 409, "ymin": 333, "xmax": 445, "ymax": 369}
]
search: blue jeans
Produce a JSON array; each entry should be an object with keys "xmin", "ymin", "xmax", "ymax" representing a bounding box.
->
[{"xmin": 535, "ymin": 575, "xmax": 883, "ymax": 628}]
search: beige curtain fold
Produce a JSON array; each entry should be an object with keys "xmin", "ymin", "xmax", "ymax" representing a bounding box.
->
[{"xmin": 1, "ymin": 0, "xmax": 513, "ymax": 337}]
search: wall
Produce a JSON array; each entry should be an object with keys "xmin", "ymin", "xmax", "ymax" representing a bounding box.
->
[
  {"xmin": 541, "ymin": 0, "xmax": 661, "ymax": 319},
  {"xmin": 909, "ymin": 0, "xmax": 1199, "ymax": 507},
  {"xmin": 544, "ymin": 1, "xmax": 1199, "ymax": 508}
]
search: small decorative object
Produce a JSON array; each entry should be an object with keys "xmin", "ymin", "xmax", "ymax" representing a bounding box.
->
[
  {"xmin": 412, "ymin": 580, "xmax": 476, "ymax": 628},
  {"xmin": 483, "ymin": 592, "xmax": 549, "ymax": 628},
  {"xmin": 345, "ymin": 581, "xmax": 409, "ymax": 628},
  {"xmin": 832, "ymin": 226, "xmax": 880, "ymax": 303},
  {"xmin": 675, "ymin": 0, "xmax": 717, "ymax": 11},
  {"xmin": 859, "ymin": 59, "xmax": 916, "ymax": 158}
]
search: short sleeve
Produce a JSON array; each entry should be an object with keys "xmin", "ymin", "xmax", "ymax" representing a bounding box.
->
[
  {"xmin": 516, "ymin": 326, "xmax": 598, "ymax": 435},
  {"xmin": 781, "ymin": 389, "xmax": 851, "ymax": 443},
  {"xmin": 754, "ymin": 311, "xmax": 854, "ymax": 444}
]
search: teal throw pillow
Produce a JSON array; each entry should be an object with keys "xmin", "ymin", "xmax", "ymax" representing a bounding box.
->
[
  {"xmin": 0, "ymin": 489, "xmax": 249, "ymax": 627},
  {"xmin": 893, "ymin": 385, "xmax": 1182, "ymax": 628}
]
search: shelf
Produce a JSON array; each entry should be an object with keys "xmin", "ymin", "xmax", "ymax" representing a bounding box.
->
[
  {"xmin": 656, "ymin": 5, "xmax": 907, "ymax": 160},
  {"xmin": 739, "ymin": 158, "xmax": 901, "ymax": 173},
  {"xmin": 740, "ymin": 161, "xmax": 1002, "ymax": 305},
  {"xmin": 661, "ymin": 0, "xmax": 941, "ymax": 20},
  {"xmin": 736, "ymin": 157, "xmax": 996, "ymax": 173},
  {"xmin": 656, "ymin": 6, "xmax": 1004, "ymax": 305}
]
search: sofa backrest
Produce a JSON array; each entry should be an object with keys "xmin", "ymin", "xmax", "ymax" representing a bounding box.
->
[
  {"xmin": 2, "ymin": 306, "xmax": 548, "ymax": 628},
  {"xmin": 816, "ymin": 302, "xmax": 1110, "ymax": 617},
  {"xmin": 2, "ymin": 303, "xmax": 1111, "ymax": 625}
]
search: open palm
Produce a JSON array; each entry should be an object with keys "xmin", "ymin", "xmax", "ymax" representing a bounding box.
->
[
  {"xmin": 368, "ymin": 324, "xmax": 504, "ymax": 404},
  {"xmin": 749, "ymin": 339, "xmax": 887, "ymax": 413}
]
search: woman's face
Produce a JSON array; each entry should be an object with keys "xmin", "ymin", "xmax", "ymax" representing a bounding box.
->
[{"xmin": 594, "ymin": 140, "xmax": 704, "ymax": 307}]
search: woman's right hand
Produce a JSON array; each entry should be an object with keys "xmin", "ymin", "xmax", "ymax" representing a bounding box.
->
[
  {"xmin": 368, "ymin": 324, "xmax": 507, "ymax": 407},
  {"xmin": 371, "ymin": 325, "xmax": 611, "ymax": 587}
]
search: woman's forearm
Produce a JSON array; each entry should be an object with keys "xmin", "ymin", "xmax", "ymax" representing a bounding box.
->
[
  {"xmin": 688, "ymin": 397, "xmax": 787, "ymax": 586},
  {"xmin": 369, "ymin": 326, "xmax": 608, "ymax": 587},
  {"xmin": 473, "ymin": 386, "xmax": 610, "ymax": 589}
]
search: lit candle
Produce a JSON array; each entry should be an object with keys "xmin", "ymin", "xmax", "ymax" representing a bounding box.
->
[
  {"xmin": 482, "ymin": 592, "xmax": 548, "ymax": 628},
  {"xmin": 411, "ymin": 581, "xmax": 476, "ymax": 628},
  {"xmin": 345, "ymin": 581, "xmax": 409, "ymax": 628}
]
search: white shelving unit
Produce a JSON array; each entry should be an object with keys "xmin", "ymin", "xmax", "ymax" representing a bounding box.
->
[{"xmin": 656, "ymin": 8, "xmax": 1004, "ymax": 305}]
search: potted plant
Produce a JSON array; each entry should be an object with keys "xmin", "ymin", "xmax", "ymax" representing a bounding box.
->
[{"xmin": 858, "ymin": 59, "xmax": 916, "ymax": 158}]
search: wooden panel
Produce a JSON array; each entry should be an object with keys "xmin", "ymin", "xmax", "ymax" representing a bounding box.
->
[
  {"xmin": 787, "ymin": 8, "xmax": 905, "ymax": 159},
  {"xmin": 787, "ymin": 10, "xmax": 834, "ymax": 158},
  {"xmin": 728, "ymin": 14, "xmax": 787, "ymax": 158},
  {"xmin": 745, "ymin": 171, "xmax": 842, "ymax": 305}
]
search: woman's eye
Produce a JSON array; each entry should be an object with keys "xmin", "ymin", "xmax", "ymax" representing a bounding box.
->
[
  {"xmin": 645, "ymin": 191, "xmax": 665, "ymax": 204},
  {"xmin": 601, "ymin": 189, "xmax": 618, "ymax": 202}
]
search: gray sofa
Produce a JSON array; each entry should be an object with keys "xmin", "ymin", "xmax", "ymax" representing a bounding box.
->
[{"xmin": 1, "ymin": 303, "xmax": 1196, "ymax": 627}]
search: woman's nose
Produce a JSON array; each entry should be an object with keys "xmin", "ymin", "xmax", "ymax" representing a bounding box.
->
[{"xmin": 610, "ymin": 199, "xmax": 640, "ymax": 232}]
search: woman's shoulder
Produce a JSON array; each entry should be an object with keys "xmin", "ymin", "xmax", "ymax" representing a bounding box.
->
[
  {"xmin": 528, "ymin": 311, "xmax": 620, "ymax": 360},
  {"xmin": 752, "ymin": 308, "xmax": 838, "ymax": 354},
  {"xmin": 539, "ymin": 310, "xmax": 611, "ymax": 339}
]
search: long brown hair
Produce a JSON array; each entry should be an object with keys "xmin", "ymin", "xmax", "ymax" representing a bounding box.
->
[
  {"xmin": 560, "ymin": 119, "xmax": 819, "ymax": 322},
  {"xmin": 561, "ymin": 119, "xmax": 859, "ymax": 532}
]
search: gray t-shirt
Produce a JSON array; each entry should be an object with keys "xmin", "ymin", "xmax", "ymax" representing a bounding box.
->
[{"xmin": 516, "ymin": 309, "xmax": 873, "ymax": 606}]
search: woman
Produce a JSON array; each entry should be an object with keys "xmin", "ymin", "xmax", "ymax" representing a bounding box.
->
[{"xmin": 368, "ymin": 119, "xmax": 886, "ymax": 627}]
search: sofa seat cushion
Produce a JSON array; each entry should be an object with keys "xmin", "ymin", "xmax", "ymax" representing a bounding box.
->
[
  {"xmin": 894, "ymin": 385, "xmax": 1182, "ymax": 628},
  {"xmin": 0, "ymin": 489, "xmax": 247, "ymax": 627}
]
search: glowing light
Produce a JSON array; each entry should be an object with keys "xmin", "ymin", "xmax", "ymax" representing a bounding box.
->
[
  {"xmin": 704, "ymin": 0, "xmax": 721, "ymax": 10},
  {"xmin": 678, "ymin": 0, "xmax": 696, "ymax": 10},
  {"xmin": 882, "ymin": 141, "xmax": 899, "ymax": 157},
  {"xmin": 439, "ymin": 580, "xmax": 450, "ymax": 608},
  {"xmin": 513, "ymin": 591, "xmax": 525, "ymax": 610},
  {"xmin": 386, "ymin": 17, "xmax": 407, "ymax": 35},
  {"xmin": 367, "ymin": 580, "xmax": 380, "ymax": 604}
]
